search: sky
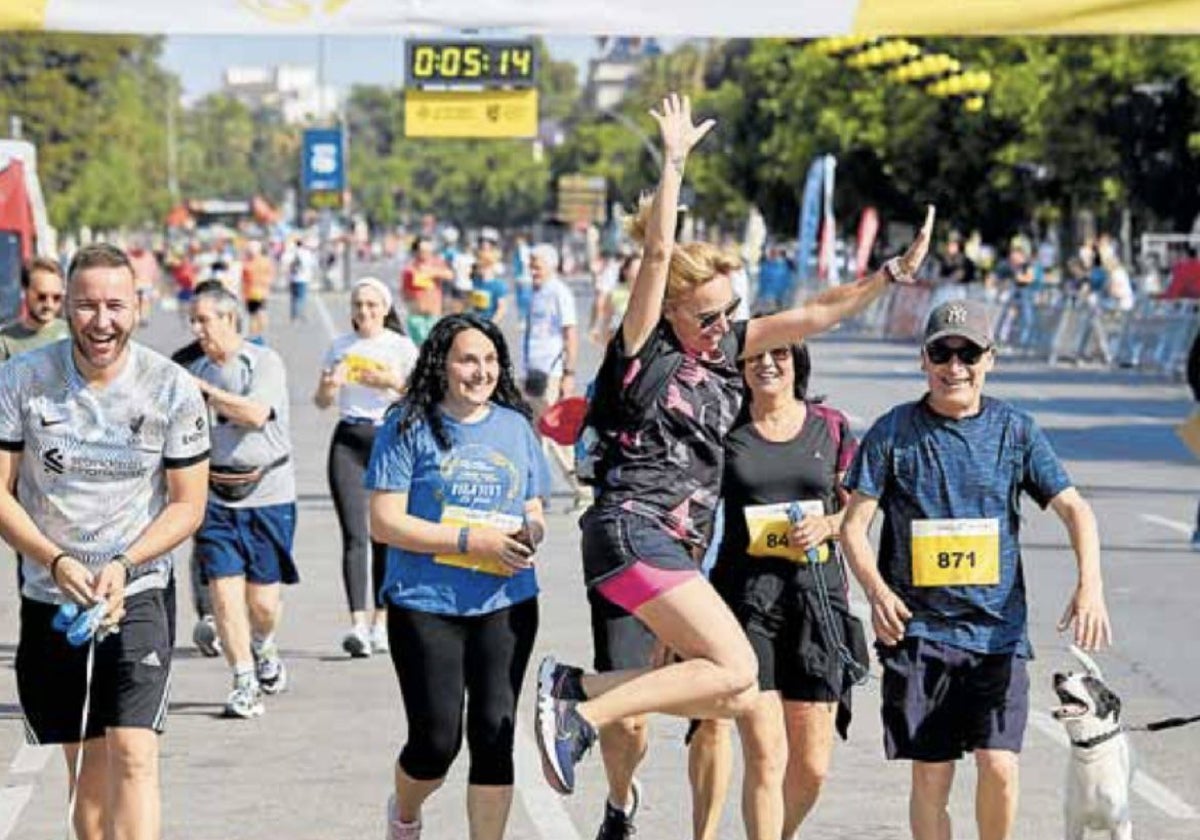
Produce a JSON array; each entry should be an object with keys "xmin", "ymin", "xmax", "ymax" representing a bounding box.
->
[{"xmin": 161, "ymin": 35, "xmax": 605, "ymax": 101}]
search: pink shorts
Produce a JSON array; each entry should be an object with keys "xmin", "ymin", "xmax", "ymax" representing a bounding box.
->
[{"xmin": 594, "ymin": 560, "xmax": 700, "ymax": 615}]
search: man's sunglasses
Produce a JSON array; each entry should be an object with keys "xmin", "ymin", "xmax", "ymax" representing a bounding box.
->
[
  {"xmin": 696, "ymin": 297, "xmax": 741, "ymax": 330},
  {"xmin": 925, "ymin": 341, "xmax": 989, "ymax": 366}
]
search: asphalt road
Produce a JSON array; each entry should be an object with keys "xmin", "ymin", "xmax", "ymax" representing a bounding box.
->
[{"xmin": 1, "ymin": 272, "xmax": 1198, "ymax": 839}]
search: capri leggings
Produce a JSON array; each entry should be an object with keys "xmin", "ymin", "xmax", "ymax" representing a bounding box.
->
[
  {"xmin": 327, "ymin": 420, "xmax": 389, "ymax": 612},
  {"xmin": 388, "ymin": 599, "xmax": 539, "ymax": 786}
]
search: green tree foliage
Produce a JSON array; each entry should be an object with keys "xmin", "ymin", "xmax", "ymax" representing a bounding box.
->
[{"xmin": 0, "ymin": 34, "xmax": 173, "ymax": 231}]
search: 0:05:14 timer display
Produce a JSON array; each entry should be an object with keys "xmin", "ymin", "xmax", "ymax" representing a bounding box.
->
[{"xmin": 408, "ymin": 42, "xmax": 536, "ymax": 86}]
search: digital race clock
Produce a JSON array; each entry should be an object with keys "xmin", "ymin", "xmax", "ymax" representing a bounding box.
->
[{"xmin": 405, "ymin": 39, "xmax": 537, "ymax": 88}]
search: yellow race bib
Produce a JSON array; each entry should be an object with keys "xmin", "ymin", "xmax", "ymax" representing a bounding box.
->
[
  {"xmin": 910, "ymin": 518, "xmax": 1000, "ymax": 587},
  {"xmin": 434, "ymin": 505, "xmax": 524, "ymax": 577},
  {"xmin": 743, "ymin": 500, "xmax": 829, "ymax": 563},
  {"xmin": 342, "ymin": 353, "xmax": 388, "ymax": 385}
]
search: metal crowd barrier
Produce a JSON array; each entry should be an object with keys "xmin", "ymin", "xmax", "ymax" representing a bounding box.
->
[{"xmin": 814, "ymin": 279, "xmax": 1198, "ymax": 380}]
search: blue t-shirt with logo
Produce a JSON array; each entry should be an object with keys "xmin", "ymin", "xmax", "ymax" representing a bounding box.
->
[
  {"xmin": 365, "ymin": 403, "xmax": 550, "ymax": 616},
  {"xmin": 472, "ymin": 276, "xmax": 509, "ymax": 321},
  {"xmin": 843, "ymin": 396, "xmax": 1071, "ymax": 656}
]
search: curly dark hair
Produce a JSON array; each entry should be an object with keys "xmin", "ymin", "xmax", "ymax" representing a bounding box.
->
[{"xmin": 393, "ymin": 314, "xmax": 531, "ymax": 450}]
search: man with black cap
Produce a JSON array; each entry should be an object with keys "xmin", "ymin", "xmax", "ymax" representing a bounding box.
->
[{"xmin": 838, "ymin": 299, "xmax": 1112, "ymax": 840}]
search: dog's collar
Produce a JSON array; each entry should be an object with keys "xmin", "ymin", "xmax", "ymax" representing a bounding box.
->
[{"xmin": 1071, "ymin": 726, "xmax": 1123, "ymax": 750}]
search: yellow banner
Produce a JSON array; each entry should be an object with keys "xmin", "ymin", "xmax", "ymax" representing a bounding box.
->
[
  {"xmin": 0, "ymin": 0, "xmax": 46, "ymax": 28},
  {"xmin": 853, "ymin": 0, "xmax": 1200, "ymax": 34},
  {"xmin": 405, "ymin": 89, "xmax": 538, "ymax": 140}
]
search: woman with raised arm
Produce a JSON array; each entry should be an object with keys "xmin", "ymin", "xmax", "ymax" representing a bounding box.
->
[{"xmin": 534, "ymin": 92, "xmax": 935, "ymax": 797}]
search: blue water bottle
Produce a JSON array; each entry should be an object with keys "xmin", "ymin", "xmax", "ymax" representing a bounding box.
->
[{"xmin": 787, "ymin": 502, "xmax": 822, "ymax": 564}]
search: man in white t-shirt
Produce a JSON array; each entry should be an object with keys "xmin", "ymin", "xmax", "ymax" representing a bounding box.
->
[
  {"xmin": 0, "ymin": 244, "xmax": 210, "ymax": 840},
  {"xmin": 523, "ymin": 244, "xmax": 585, "ymax": 507}
]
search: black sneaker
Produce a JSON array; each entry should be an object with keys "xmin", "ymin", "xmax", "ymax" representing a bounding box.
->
[
  {"xmin": 595, "ymin": 777, "xmax": 642, "ymax": 839},
  {"xmin": 535, "ymin": 656, "xmax": 597, "ymax": 794}
]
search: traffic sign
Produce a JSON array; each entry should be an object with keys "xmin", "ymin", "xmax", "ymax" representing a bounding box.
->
[
  {"xmin": 404, "ymin": 89, "xmax": 538, "ymax": 139},
  {"xmin": 301, "ymin": 128, "xmax": 346, "ymax": 206}
]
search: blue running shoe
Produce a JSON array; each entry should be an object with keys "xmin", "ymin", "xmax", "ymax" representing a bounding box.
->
[{"xmin": 535, "ymin": 656, "xmax": 596, "ymax": 794}]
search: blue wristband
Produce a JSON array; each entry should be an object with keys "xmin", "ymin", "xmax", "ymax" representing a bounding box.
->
[{"xmin": 457, "ymin": 526, "xmax": 470, "ymax": 554}]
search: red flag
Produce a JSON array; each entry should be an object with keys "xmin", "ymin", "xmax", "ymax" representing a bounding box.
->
[{"xmin": 855, "ymin": 207, "xmax": 880, "ymax": 280}]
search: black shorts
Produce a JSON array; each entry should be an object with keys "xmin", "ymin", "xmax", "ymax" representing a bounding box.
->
[
  {"xmin": 712, "ymin": 559, "xmax": 844, "ymax": 702},
  {"xmin": 246, "ymin": 299, "xmax": 266, "ymax": 315},
  {"xmin": 17, "ymin": 589, "xmax": 174, "ymax": 744},
  {"xmin": 588, "ymin": 588, "xmax": 656, "ymax": 672},
  {"xmin": 580, "ymin": 506, "xmax": 697, "ymax": 588},
  {"xmin": 878, "ymin": 636, "xmax": 1029, "ymax": 762}
]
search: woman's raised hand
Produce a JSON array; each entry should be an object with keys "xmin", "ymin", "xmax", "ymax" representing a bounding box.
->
[
  {"xmin": 649, "ymin": 93, "xmax": 715, "ymax": 163},
  {"xmin": 896, "ymin": 205, "xmax": 938, "ymax": 280}
]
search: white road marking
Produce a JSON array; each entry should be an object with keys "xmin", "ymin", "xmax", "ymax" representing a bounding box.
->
[
  {"xmin": 1139, "ymin": 514, "xmax": 1193, "ymax": 537},
  {"xmin": 515, "ymin": 730, "xmax": 584, "ymax": 840},
  {"xmin": 7, "ymin": 744, "xmax": 51, "ymax": 776},
  {"xmin": 0, "ymin": 785, "xmax": 34, "ymax": 840},
  {"xmin": 313, "ymin": 292, "xmax": 339, "ymax": 342},
  {"xmin": 1029, "ymin": 712, "xmax": 1199, "ymax": 820}
]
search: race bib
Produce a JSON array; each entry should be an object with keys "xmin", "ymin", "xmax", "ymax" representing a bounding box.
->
[
  {"xmin": 910, "ymin": 518, "xmax": 1000, "ymax": 587},
  {"xmin": 342, "ymin": 353, "xmax": 387, "ymax": 385},
  {"xmin": 743, "ymin": 500, "xmax": 828, "ymax": 563},
  {"xmin": 410, "ymin": 271, "xmax": 434, "ymax": 291},
  {"xmin": 434, "ymin": 505, "xmax": 524, "ymax": 577},
  {"xmin": 470, "ymin": 289, "xmax": 492, "ymax": 311}
]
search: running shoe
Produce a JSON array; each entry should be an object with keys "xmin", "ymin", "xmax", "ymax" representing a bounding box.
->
[
  {"xmin": 386, "ymin": 794, "xmax": 422, "ymax": 840},
  {"xmin": 1191, "ymin": 530, "xmax": 1200, "ymax": 552},
  {"xmin": 256, "ymin": 648, "xmax": 288, "ymax": 695},
  {"xmin": 343, "ymin": 625, "xmax": 372, "ymax": 658},
  {"xmin": 535, "ymin": 655, "xmax": 597, "ymax": 794},
  {"xmin": 595, "ymin": 777, "xmax": 642, "ymax": 839},
  {"xmin": 192, "ymin": 615, "xmax": 222, "ymax": 658},
  {"xmin": 224, "ymin": 676, "xmax": 264, "ymax": 719},
  {"xmin": 370, "ymin": 623, "xmax": 390, "ymax": 655}
]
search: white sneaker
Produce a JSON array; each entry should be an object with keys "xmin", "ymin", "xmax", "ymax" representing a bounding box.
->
[
  {"xmin": 370, "ymin": 623, "xmax": 390, "ymax": 655},
  {"xmin": 192, "ymin": 615, "xmax": 222, "ymax": 657},
  {"xmin": 343, "ymin": 625, "xmax": 371, "ymax": 658},
  {"xmin": 224, "ymin": 677, "xmax": 264, "ymax": 719},
  {"xmin": 387, "ymin": 795, "xmax": 421, "ymax": 840}
]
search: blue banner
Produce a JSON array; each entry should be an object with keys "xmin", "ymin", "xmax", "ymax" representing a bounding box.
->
[
  {"xmin": 796, "ymin": 157, "xmax": 824, "ymax": 281},
  {"xmin": 301, "ymin": 128, "xmax": 345, "ymax": 194}
]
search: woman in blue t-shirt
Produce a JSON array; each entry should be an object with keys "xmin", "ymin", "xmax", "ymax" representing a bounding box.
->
[{"xmin": 366, "ymin": 314, "xmax": 550, "ymax": 840}]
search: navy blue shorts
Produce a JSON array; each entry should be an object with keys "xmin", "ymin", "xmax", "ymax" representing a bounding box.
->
[
  {"xmin": 878, "ymin": 636, "xmax": 1028, "ymax": 762},
  {"xmin": 195, "ymin": 501, "xmax": 299, "ymax": 585},
  {"xmin": 580, "ymin": 506, "xmax": 697, "ymax": 588}
]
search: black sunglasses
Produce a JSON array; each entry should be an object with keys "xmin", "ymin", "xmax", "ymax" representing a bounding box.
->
[
  {"xmin": 696, "ymin": 297, "xmax": 742, "ymax": 330},
  {"xmin": 748, "ymin": 346, "xmax": 791, "ymax": 364},
  {"xmin": 925, "ymin": 340, "xmax": 988, "ymax": 365}
]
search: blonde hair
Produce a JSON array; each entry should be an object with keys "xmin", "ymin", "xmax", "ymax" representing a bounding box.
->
[{"xmin": 628, "ymin": 194, "xmax": 742, "ymax": 302}]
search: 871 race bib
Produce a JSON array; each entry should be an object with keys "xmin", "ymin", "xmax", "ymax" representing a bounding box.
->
[{"xmin": 910, "ymin": 518, "xmax": 999, "ymax": 587}]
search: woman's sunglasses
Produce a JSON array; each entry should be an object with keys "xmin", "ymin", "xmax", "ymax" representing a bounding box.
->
[
  {"xmin": 925, "ymin": 340, "xmax": 988, "ymax": 366},
  {"xmin": 696, "ymin": 297, "xmax": 742, "ymax": 331},
  {"xmin": 748, "ymin": 346, "xmax": 792, "ymax": 364}
]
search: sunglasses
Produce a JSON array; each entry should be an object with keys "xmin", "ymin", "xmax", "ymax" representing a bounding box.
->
[
  {"xmin": 695, "ymin": 297, "xmax": 742, "ymax": 331},
  {"xmin": 749, "ymin": 346, "xmax": 792, "ymax": 364},
  {"xmin": 925, "ymin": 341, "xmax": 988, "ymax": 365}
]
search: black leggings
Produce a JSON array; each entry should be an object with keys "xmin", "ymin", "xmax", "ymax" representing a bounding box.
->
[
  {"xmin": 388, "ymin": 599, "xmax": 539, "ymax": 786},
  {"xmin": 328, "ymin": 421, "xmax": 389, "ymax": 612}
]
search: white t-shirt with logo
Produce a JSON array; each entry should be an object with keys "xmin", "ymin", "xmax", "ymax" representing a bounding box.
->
[
  {"xmin": 0, "ymin": 341, "xmax": 210, "ymax": 604},
  {"xmin": 322, "ymin": 330, "xmax": 419, "ymax": 423}
]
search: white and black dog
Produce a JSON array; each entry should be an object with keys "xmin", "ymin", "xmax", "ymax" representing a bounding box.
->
[{"xmin": 1052, "ymin": 645, "xmax": 1134, "ymax": 840}]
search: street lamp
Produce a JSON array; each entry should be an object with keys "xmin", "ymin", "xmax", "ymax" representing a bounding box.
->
[{"xmin": 597, "ymin": 106, "xmax": 663, "ymax": 172}]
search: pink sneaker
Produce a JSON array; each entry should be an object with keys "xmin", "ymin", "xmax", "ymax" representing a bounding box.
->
[{"xmin": 387, "ymin": 794, "xmax": 421, "ymax": 840}]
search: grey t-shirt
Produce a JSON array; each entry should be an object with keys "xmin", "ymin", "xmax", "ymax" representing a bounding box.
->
[
  {"xmin": 0, "ymin": 319, "xmax": 69, "ymax": 362},
  {"xmin": 0, "ymin": 341, "xmax": 211, "ymax": 604},
  {"xmin": 185, "ymin": 341, "xmax": 295, "ymax": 508}
]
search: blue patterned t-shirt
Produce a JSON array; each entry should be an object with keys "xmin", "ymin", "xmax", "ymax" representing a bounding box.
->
[{"xmin": 843, "ymin": 396, "xmax": 1072, "ymax": 656}]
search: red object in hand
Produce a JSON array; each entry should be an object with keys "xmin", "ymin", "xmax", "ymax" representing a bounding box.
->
[{"xmin": 536, "ymin": 396, "xmax": 588, "ymax": 446}]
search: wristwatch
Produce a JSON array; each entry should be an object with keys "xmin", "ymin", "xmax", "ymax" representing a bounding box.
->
[
  {"xmin": 882, "ymin": 257, "xmax": 910, "ymax": 284},
  {"xmin": 111, "ymin": 553, "xmax": 136, "ymax": 581}
]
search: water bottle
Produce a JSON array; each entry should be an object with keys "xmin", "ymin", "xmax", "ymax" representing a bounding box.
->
[
  {"xmin": 787, "ymin": 502, "xmax": 822, "ymax": 564},
  {"xmin": 52, "ymin": 602, "xmax": 80, "ymax": 632},
  {"xmin": 65, "ymin": 602, "xmax": 109, "ymax": 647}
]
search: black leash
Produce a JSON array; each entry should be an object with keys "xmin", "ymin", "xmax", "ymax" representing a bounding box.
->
[{"xmin": 1128, "ymin": 714, "xmax": 1200, "ymax": 734}]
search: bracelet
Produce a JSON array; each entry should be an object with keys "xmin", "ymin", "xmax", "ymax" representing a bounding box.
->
[
  {"xmin": 457, "ymin": 526, "xmax": 470, "ymax": 554},
  {"xmin": 48, "ymin": 552, "xmax": 70, "ymax": 583}
]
